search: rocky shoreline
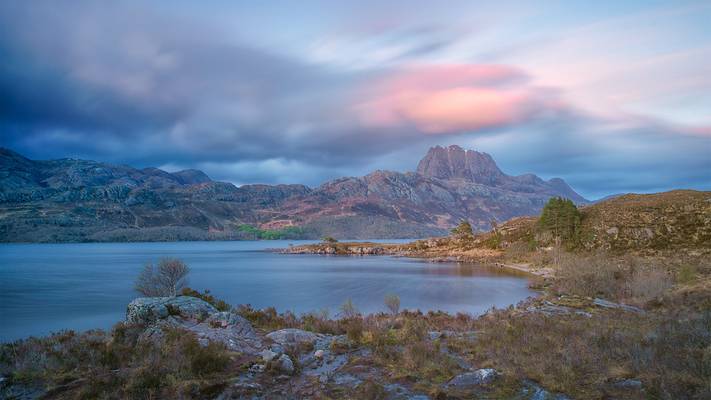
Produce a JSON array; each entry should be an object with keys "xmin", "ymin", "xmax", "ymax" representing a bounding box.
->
[{"xmin": 278, "ymin": 241, "xmax": 550, "ymax": 278}]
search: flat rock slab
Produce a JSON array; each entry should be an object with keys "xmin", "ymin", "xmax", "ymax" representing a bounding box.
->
[
  {"xmin": 191, "ymin": 312, "xmax": 262, "ymax": 354},
  {"xmin": 126, "ymin": 296, "xmax": 217, "ymax": 324},
  {"xmin": 266, "ymin": 328, "xmax": 326, "ymax": 347},
  {"xmin": 593, "ymin": 298, "xmax": 644, "ymax": 313}
]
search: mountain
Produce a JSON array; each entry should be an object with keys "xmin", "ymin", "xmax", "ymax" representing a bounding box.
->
[{"xmin": 0, "ymin": 145, "xmax": 588, "ymax": 242}]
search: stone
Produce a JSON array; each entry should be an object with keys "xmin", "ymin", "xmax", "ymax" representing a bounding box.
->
[
  {"xmin": 428, "ymin": 331, "xmax": 443, "ymax": 340},
  {"xmin": 519, "ymin": 381, "xmax": 571, "ymax": 400},
  {"xmin": 188, "ymin": 312, "xmax": 262, "ymax": 354},
  {"xmin": 331, "ymin": 373, "xmax": 362, "ymax": 387},
  {"xmin": 613, "ymin": 379, "xmax": 642, "ymax": 389},
  {"xmin": 249, "ymin": 363, "xmax": 266, "ymax": 373},
  {"xmin": 593, "ymin": 298, "xmax": 644, "ymax": 313},
  {"xmin": 276, "ymin": 354, "xmax": 295, "ymax": 375},
  {"xmin": 126, "ymin": 296, "xmax": 217, "ymax": 324},
  {"xmin": 314, "ymin": 349, "xmax": 325, "ymax": 358},
  {"xmin": 261, "ymin": 349, "xmax": 278, "ymax": 363},
  {"xmin": 447, "ymin": 369, "xmax": 499, "ymax": 388},
  {"xmin": 270, "ymin": 343, "xmax": 285, "ymax": 354},
  {"xmin": 266, "ymin": 328, "xmax": 324, "ymax": 347}
]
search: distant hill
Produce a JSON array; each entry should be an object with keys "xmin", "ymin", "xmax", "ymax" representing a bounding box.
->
[
  {"xmin": 474, "ymin": 190, "xmax": 711, "ymax": 252},
  {"xmin": 0, "ymin": 145, "xmax": 588, "ymax": 242}
]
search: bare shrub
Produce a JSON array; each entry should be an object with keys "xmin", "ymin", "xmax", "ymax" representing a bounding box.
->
[
  {"xmin": 555, "ymin": 252, "xmax": 619, "ymax": 299},
  {"xmin": 339, "ymin": 298, "xmax": 359, "ymax": 319},
  {"xmin": 555, "ymin": 253, "xmax": 675, "ymax": 304},
  {"xmin": 625, "ymin": 268, "xmax": 673, "ymax": 304},
  {"xmin": 384, "ymin": 294, "xmax": 400, "ymax": 316},
  {"xmin": 504, "ymin": 241, "xmax": 530, "ymax": 261},
  {"xmin": 135, "ymin": 258, "xmax": 190, "ymax": 297}
]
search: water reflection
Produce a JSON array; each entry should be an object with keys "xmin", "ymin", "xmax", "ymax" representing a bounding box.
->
[{"xmin": 0, "ymin": 241, "xmax": 535, "ymax": 341}]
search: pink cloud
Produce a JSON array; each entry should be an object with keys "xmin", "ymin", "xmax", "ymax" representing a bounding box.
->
[{"xmin": 354, "ymin": 64, "xmax": 555, "ymax": 134}]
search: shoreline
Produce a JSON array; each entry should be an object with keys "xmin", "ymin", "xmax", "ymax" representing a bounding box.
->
[{"xmin": 278, "ymin": 241, "xmax": 553, "ymax": 279}]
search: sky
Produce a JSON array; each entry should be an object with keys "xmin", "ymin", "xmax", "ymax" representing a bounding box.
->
[{"xmin": 1, "ymin": 1, "xmax": 710, "ymax": 199}]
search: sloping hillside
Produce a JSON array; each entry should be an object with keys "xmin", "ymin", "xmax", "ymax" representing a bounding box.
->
[
  {"xmin": 439, "ymin": 190, "xmax": 711, "ymax": 254},
  {"xmin": 0, "ymin": 145, "xmax": 588, "ymax": 242}
]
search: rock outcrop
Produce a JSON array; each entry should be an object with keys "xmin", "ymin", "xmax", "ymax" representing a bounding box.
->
[
  {"xmin": 417, "ymin": 145, "xmax": 505, "ymax": 184},
  {"xmin": 126, "ymin": 296, "xmax": 262, "ymax": 353}
]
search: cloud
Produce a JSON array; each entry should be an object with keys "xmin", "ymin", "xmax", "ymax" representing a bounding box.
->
[
  {"xmin": 353, "ymin": 64, "xmax": 562, "ymax": 134},
  {"xmin": 0, "ymin": 1, "xmax": 708, "ymax": 198}
]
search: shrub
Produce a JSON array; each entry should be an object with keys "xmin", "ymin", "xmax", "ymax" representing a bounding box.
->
[
  {"xmin": 384, "ymin": 294, "xmax": 400, "ymax": 316},
  {"xmin": 339, "ymin": 298, "xmax": 360, "ymax": 319},
  {"xmin": 554, "ymin": 252, "xmax": 674, "ymax": 304},
  {"xmin": 339, "ymin": 318, "xmax": 361, "ymax": 343},
  {"xmin": 677, "ymin": 264, "xmax": 698, "ymax": 284},
  {"xmin": 451, "ymin": 220, "xmax": 474, "ymax": 241},
  {"xmin": 625, "ymin": 268, "xmax": 673, "ymax": 304},
  {"xmin": 135, "ymin": 258, "xmax": 190, "ymax": 297},
  {"xmin": 235, "ymin": 305, "xmax": 296, "ymax": 331},
  {"xmin": 322, "ymin": 236, "xmax": 338, "ymax": 243}
]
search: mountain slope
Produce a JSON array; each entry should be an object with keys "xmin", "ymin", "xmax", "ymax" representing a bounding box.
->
[{"xmin": 0, "ymin": 146, "xmax": 588, "ymax": 242}]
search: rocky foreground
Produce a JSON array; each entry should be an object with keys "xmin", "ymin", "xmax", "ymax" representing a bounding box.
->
[
  {"xmin": 125, "ymin": 296, "xmax": 537, "ymax": 399},
  {"xmin": 2, "ymin": 190, "xmax": 709, "ymax": 399}
]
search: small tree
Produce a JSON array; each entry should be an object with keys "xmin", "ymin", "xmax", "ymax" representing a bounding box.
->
[
  {"xmin": 322, "ymin": 236, "xmax": 338, "ymax": 244},
  {"xmin": 451, "ymin": 220, "xmax": 474, "ymax": 241},
  {"xmin": 384, "ymin": 294, "xmax": 400, "ymax": 316},
  {"xmin": 135, "ymin": 258, "xmax": 190, "ymax": 297},
  {"xmin": 538, "ymin": 197, "xmax": 581, "ymax": 244}
]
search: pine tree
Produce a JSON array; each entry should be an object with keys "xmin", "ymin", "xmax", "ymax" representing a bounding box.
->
[
  {"xmin": 451, "ymin": 220, "xmax": 474, "ymax": 241},
  {"xmin": 538, "ymin": 197, "xmax": 581, "ymax": 245}
]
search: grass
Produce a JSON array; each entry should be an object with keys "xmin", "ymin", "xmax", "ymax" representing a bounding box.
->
[{"xmin": 0, "ymin": 323, "xmax": 239, "ymax": 399}]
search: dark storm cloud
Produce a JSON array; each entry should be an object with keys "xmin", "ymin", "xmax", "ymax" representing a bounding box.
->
[{"xmin": 0, "ymin": 1, "xmax": 425, "ymax": 170}]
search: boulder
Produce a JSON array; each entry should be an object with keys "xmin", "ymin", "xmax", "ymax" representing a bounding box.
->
[
  {"xmin": 126, "ymin": 296, "xmax": 263, "ymax": 354},
  {"xmin": 276, "ymin": 354, "xmax": 295, "ymax": 375},
  {"xmin": 447, "ymin": 369, "xmax": 499, "ymax": 388},
  {"xmin": 190, "ymin": 312, "xmax": 262, "ymax": 353},
  {"xmin": 519, "ymin": 381, "xmax": 571, "ymax": 400},
  {"xmin": 266, "ymin": 328, "xmax": 323, "ymax": 347},
  {"xmin": 261, "ymin": 349, "xmax": 279, "ymax": 363},
  {"xmin": 126, "ymin": 296, "xmax": 217, "ymax": 324}
]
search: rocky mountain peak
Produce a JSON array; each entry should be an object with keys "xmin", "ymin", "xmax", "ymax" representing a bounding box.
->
[{"xmin": 416, "ymin": 145, "xmax": 504, "ymax": 184}]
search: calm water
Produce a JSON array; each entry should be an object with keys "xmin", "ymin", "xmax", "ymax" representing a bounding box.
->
[{"xmin": 0, "ymin": 240, "xmax": 535, "ymax": 342}]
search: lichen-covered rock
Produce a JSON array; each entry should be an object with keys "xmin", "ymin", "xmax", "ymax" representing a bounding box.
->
[
  {"xmin": 266, "ymin": 328, "xmax": 324, "ymax": 347},
  {"xmin": 126, "ymin": 296, "xmax": 217, "ymax": 324},
  {"xmin": 190, "ymin": 312, "xmax": 262, "ymax": 353},
  {"xmin": 126, "ymin": 297, "xmax": 263, "ymax": 354},
  {"xmin": 261, "ymin": 349, "xmax": 279, "ymax": 363},
  {"xmin": 447, "ymin": 369, "xmax": 499, "ymax": 388}
]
